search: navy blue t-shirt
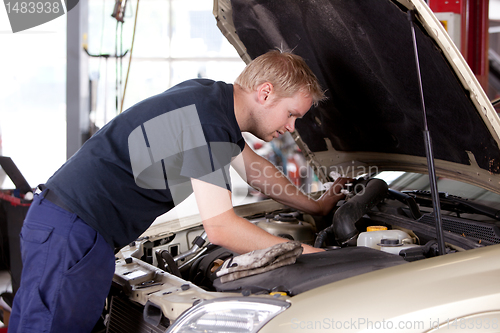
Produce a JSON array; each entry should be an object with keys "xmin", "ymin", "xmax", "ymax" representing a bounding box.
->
[{"xmin": 46, "ymin": 79, "xmax": 245, "ymax": 248}]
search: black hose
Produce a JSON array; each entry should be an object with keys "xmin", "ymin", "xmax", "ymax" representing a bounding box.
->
[
  {"xmin": 314, "ymin": 178, "xmax": 389, "ymax": 247},
  {"xmin": 156, "ymin": 250, "xmax": 182, "ymax": 277},
  {"xmin": 387, "ymin": 189, "xmax": 423, "ymax": 219}
]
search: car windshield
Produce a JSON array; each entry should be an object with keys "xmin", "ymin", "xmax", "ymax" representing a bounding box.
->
[{"xmin": 376, "ymin": 171, "xmax": 500, "ymax": 219}]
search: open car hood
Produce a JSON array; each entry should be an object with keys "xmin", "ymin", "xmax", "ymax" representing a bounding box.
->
[{"xmin": 214, "ymin": 0, "xmax": 500, "ymax": 193}]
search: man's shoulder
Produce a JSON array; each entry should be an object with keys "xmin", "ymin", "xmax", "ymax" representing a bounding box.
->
[{"xmin": 166, "ymin": 79, "xmax": 231, "ymax": 94}]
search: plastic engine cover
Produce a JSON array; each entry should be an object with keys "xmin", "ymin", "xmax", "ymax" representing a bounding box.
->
[{"xmin": 213, "ymin": 246, "xmax": 407, "ymax": 296}]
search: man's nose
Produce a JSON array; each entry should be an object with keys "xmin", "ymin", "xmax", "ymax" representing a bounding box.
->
[{"xmin": 285, "ymin": 118, "xmax": 295, "ymax": 132}]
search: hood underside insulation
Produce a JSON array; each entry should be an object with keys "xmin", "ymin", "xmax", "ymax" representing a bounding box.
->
[{"xmin": 231, "ymin": 0, "xmax": 500, "ymax": 174}]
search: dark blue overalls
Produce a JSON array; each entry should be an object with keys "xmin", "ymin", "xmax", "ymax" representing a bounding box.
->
[{"xmin": 8, "ymin": 188, "xmax": 115, "ymax": 333}]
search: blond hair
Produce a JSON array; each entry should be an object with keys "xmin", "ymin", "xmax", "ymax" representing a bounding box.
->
[{"xmin": 235, "ymin": 50, "xmax": 326, "ymax": 106}]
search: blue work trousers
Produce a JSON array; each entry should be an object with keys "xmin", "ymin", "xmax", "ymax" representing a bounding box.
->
[{"xmin": 8, "ymin": 191, "xmax": 115, "ymax": 333}]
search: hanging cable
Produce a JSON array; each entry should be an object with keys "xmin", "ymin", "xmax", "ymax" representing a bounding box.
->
[
  {"xmin": 111, "ymin": 0, "xmax": 128, "ymax": 115},
  {"xmin": 120, "ymin": 0, "xmax": 139, "ymax": 113},
  {"xmin": 92, "ymin": 0, "xmax": 107, "ymax": 134},
  {"xmin": 119, "ymin": 21, "xmax": 124, "ymax": 115},
  {"xmin": 97, "ymin": 0, "xmax": 106, "ymax": 76},
  {"xmin": 115, "ymin": 20, "xmax": 119, "ymax": 114}
]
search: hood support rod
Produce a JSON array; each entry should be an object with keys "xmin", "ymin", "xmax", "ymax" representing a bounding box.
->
[{"xmin": 407, "ymin": 10, "xmax": 446, "ymax": 256}]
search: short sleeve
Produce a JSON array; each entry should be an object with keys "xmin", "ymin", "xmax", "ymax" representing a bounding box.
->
[{"xmin": 179, "ymin": 124, "xmax": 243, "ymax": 192}]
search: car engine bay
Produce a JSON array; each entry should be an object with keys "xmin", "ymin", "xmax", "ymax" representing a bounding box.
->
[{"xmin": 102, "ymin": 174, "xmax": 500, "ymax": 332}]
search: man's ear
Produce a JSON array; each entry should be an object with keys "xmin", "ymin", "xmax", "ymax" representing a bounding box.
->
[{"xmin": 256, "ymin": 82, "xmax": 274, "ymax": 105}]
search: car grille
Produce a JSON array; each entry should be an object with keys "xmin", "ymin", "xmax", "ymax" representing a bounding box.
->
[{"xmin": 106, "ymin": 296, "xmax": 167, "ymax": 333}]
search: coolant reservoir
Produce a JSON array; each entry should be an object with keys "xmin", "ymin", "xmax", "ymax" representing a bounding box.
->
[
  {"xmin": 357, "ymin": 229, "xmax": 413, "ymax": 250},
  {"xmin": 378, "ymin": 239, "xmax": 421, "ymax": 255}
]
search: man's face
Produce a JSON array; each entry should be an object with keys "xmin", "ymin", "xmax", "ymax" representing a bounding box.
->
[{"xmin": 256, "ymin": 92, "xmax": 313, "ymax": 142}]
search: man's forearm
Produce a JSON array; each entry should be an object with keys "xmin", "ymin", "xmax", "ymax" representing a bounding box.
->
[
  {"xmin": 203, "ymin": 211, "xmax": 287, "ymax": 254},
  {"xmin": 238, "ymin": 144, "xmax": 348, "ymax": 216},
  {"xmin": 192, "ymin": 177, "xmax": 320, "ymax": 253},
  {"xmin": 246, "ymin": 157, "xmax": 321, "ymax": 214},
  {"xmin": 203, "ymin": 209, "xmax": 321, "ymax": 254}
]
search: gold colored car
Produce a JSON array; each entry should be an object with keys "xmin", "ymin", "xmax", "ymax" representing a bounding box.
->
[{"xmin": 103, "ymin": 0, "xmax": 500, "ymax": 332}]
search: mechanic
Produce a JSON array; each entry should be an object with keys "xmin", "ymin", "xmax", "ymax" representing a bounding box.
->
[{"xmin": 9, "ymin": 50, "xmax": 348, "ymax": 333}]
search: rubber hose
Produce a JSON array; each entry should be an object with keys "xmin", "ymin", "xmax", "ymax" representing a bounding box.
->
[{"xmin": 314, "ymin": 178, "xmax": 389, "ymax": 247}]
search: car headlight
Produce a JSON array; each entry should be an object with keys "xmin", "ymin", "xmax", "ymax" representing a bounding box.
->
[{"xmin": 166, "ymin": 297, "xmax": 290, "ymax": 333}]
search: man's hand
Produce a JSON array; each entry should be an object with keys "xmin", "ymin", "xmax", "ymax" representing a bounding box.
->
[
  {"xmin": 313, "ymin": 177, "xmax": 350, "ymax": 216},
  {"xmin": 302, "ymin": 243, "xmax": 325, "ymax": 254}
]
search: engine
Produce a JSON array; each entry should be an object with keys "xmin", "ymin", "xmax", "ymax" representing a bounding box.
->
[{"xmin": 103, "ymin": 176, "xmax": 500, "ymax": 332}]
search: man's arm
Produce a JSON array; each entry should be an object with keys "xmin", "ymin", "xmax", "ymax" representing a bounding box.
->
[
  {"xmin": 191, "ymin": 178, "xmax": 322, "ymax": 254},
  {"xmin": 232, "ymin": 142, "xmax": 348, "ymax": 215}
]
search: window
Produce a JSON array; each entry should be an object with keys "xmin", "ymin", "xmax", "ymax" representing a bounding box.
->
[
  {"xmin": 87, "ymin": 0, "xmax": 245, "ymax": 129},
  {"xmin": 0, "ymin": 15, "xmax": 66, "ymax": 188}
]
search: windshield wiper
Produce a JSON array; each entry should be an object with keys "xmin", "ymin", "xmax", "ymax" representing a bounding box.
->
[{"xmin": 403, "ymin": 190, "xmax": 500, "ymax": 221}]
